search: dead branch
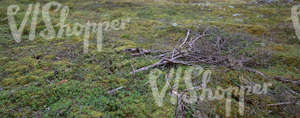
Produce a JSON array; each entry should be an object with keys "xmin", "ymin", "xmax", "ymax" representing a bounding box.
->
[
  {"xmin": 179, "ymin": 29, "xmax": 191, "ymax": 48},
  {"xmin": 123, "ymin": 48, "xmax": 151, "ymax": 56},
  {"xmin": 130, "ymin": 55, "xmax": 187, "ymax": 74},
  {"xmin": 273, "ymin": 76, "xmax": 300, "ymax": 86},
  {"xmin": 107, "ymin": 86, "xmax": 124, "ymax": 94},
  {"xmin": 130, "ymin": 59, "xmax": 166, "ymax": 74},
  {"xmin": 127, "ymin": 27, "xmax": 267, "ymax": 75},
  {"xmin": 245, "ymin": 67, "xmax": 266, "ymax": 77},
  {"xmin": 267, "ymin": 101, "xmax": 300, "ymax": 106}
]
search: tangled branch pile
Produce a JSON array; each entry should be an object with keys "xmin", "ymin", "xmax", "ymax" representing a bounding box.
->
[{"xmin": 126, "ymin": 26, "xmax": 267, "ymax": 75}]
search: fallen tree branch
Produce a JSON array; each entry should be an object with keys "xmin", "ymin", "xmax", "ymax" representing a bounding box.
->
[
  {"xmin": 107, "ymin": 86, "xmax": 124, "ymax": 94},
  {"xmin": 273, "ymin": 76, "xmax": 300, "ymax": 86},
  {"xmin": 130, "ymin": 59, "xmax": 166, "ymax": 74},
  {"xmin": 179, "ymin": 29, "xmax": 191, "ymax": 48},
  {"xmin": 267, "ymin": 101, "xmax": 300, "ymax": 106},
  {"xmin": 245, "ymin": 67, "xmax": 266, "ymax": 78},
  {"xmin": 127, "ymin": 27, "xmax": 268, "ymax": 75},
  {"xmin": 123, "ymin": 48, "xmax": 168, "ymax": 57},
  {"xmin": 130, "ymin": 55, "xmax": 187, "ymax": 74}
]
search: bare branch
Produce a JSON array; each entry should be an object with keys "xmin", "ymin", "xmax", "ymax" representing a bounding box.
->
[{"xmin": 107, "ymin": 86, "xmax": 124, "ymax": 94}]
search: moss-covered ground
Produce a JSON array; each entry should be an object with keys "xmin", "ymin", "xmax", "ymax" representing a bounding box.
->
[{"xmin": 0, "ymin": 0, "xmax": 299, "ymax": 117}]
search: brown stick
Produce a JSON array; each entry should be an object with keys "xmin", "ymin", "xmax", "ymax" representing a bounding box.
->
[
  {"xmin": 107, "ymin": 86, "xmax": 124, "ymax": 94},
  {"xmin": 130, "ymin": 55, "xmax": 185, "ymax": 74},
  {"xmin": 273, "ymin": 76, "xmax": 300, "ymax": 86},
  {"xmin": 179, "ymin": 29, "xmax": 191, "ymax": 48},
  {"xmin": 130, "ymin": 59, "xmax": 166, "ymax": 74},
  {"xmin": 245, "ymin": 67, "xmax": 265, "ymax": 77},
  {"xmin": 172, "ymin": 29, "xmax": 190, "ymax": 59},
  {"xmin": 267, "ymin": 101, "xmax": 299, "ymax": 106}
]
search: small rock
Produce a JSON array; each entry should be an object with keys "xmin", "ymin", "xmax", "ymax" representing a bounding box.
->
[
  {"xmin": 262, "ymin": 0, "xmax": 279, "ymax": 3},
  {"xmin": 229, "ymin": 5, "xmax": 234, "ymax": 8},
  {"xmin": 172, "ymin": 23, "xmax": 178, "ymax": 27},
  {"xmin": 233, "ymin": 14, "xmax": 241, "ymax": 17},
  {"xmin": 234, "ymin": 18, "xmax": 244, "ymax": 22},
  {"xmin": 257, "ymin": 14, "xmax": 264, "ymax": 18}
]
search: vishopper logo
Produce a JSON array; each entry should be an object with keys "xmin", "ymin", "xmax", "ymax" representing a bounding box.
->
[
  {"xmin": 7, "ymin": 1, "xmax": 130, "ymax": 53},
  {"xmin": 292, "ymin": 5, "xmax": 300, "ymax": 41},
  {"xmin": 149, "ymin": 66, "xmax": 272, "ymax": 117}
]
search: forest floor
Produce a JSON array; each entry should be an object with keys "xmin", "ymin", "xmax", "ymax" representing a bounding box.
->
[{"xmin": 0, "ymin": 0, "xmax": 299, "ymax": 117}]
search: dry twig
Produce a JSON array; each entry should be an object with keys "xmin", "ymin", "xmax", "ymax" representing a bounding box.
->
[
  {"xmin": 273, "ymin": 77, "xmax": 300, "ymax": 86},
  {"xmin": 267, "ymin": 101, "xmax": 300, "ymax": 106},
  {"xmin": 107, "ymin": 86, "xmax": 124, "ymax": 94},
  {"xmin": 126, "ymin": 27, "xmax": 266, "ymax": 76}
]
